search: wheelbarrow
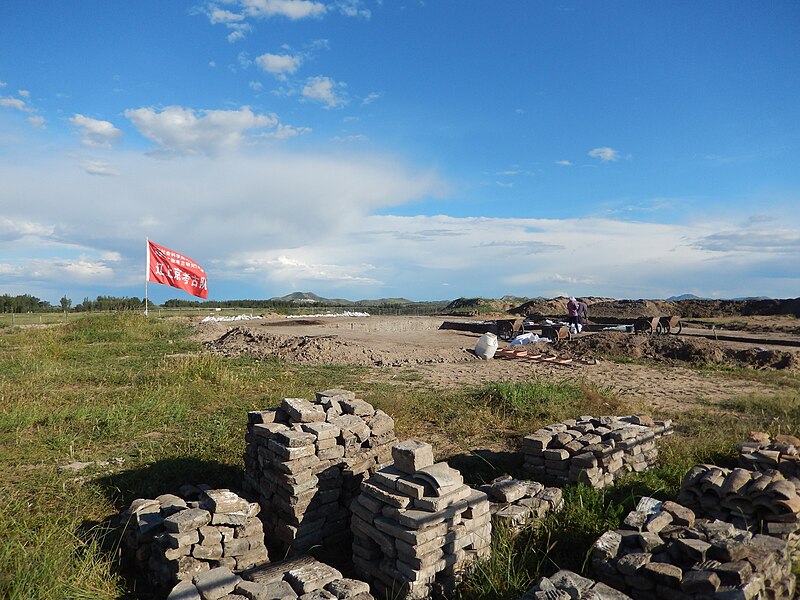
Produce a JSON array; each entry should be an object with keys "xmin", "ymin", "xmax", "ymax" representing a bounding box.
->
[
  {"xmin": 633, "ymin": 316, "xmax": 661, "ymax": 335},
  {"xmin": 495, "ymin": 317, "xmax": 526, "ymax": 342},
  {"xmin": 541, "ymin": 324, "xmax": 572, "ymax": 347},
  {"xmin": 659, "ymin": 315, "xmax": 682, "ymax": 335}
]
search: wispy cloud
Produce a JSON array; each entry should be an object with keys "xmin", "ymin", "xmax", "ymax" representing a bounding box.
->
[
  {"xmin": 302, "ymin": 76, "xmax": 346, "ymax": 108},
  {"xmin": 125, "ymin": 105, "xmax": 288, "ymax": 155},
  {"xmin": 555, "ymin": 159, "xmax": 572, "ymax": 166},
  {"xmin": 362, "ymin": 92, "xmax": 381, "ymax": 105},
  {"xmin": 588, "ymin": 147, "xmax": 620, "ymax": 162},
  {"xmin": 255, "ymin": 52, "xmax": 303, "ymax": 78},
  {"xmin": 79, "ymin": 160, "xmax": 120, "ymax": 177},
  {"xmin": 69, "ymin": 114, "xmax": 123, "ymax": 148}
]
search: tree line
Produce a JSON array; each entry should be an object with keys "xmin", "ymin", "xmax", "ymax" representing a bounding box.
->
[{"xmin": 0, "ymin": 294, "xmax": 145, "ymax": 313}]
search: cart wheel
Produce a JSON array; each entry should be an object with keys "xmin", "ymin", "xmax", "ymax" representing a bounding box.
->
[
  {"xmin": 497, "ymin": 322, "xmax": 514, "ymax": 342},
  {"xmin": 672, "ymin": 321, "xmax": 682, "ymax": 335},
  {"xmin": 656, "ymin": 323, "xmax": 665, "ymax": 335}
]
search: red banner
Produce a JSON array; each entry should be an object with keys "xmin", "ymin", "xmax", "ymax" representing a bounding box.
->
[{"xmin": 147, "ymin": 240, "xmax": 208, "ymax": 299}]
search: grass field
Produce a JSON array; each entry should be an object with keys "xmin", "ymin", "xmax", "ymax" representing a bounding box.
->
[{"xmin": 1, "ymin": 314, "xmax": 798, "ymax": 599}]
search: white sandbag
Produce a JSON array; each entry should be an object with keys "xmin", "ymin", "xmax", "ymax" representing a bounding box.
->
[{"xmin": 474, "ymin": 332, "xmax": 499, "ymax": 359}]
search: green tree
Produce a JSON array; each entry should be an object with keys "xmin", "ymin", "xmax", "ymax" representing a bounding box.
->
[{"xmin": 60, "ymin": 295, "xmax": 72, "ymax": 312}]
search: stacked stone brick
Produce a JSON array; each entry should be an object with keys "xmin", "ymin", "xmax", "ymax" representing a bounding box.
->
[
  {"xmin": 677, "ymin": 463, "xmax": 800, "ymax": 552},
  {"xmin": 350, "ymin": 440, "xmax": 492, "ymax": 599},
  {"xmin": 739, "ymin": 432, "xmax": 800, "ymax": 481},
  {"xmin": 590, "ymin": 497, "xmax": 796, "ymax": 600},
  {"xmin": 244, "ymin": 389, "xmax": 396, "ymax": 555},
  {"xmin": 480, "ymin": 475, "xmax": 564, "ymax": 529},
  {"xmin": 523, "ymin": 415, "xmax": 673, "ymax": 488},
  {"xmin": 167, "ymin": 556, "xmax": 374, "ymax": 600},
  {"xmin": 120, "ymin": 485, "xmax": 268, "ymax": 589},
  {"xmin": 521, "ymin": 569, "xmax": 632, "ymax": 600}
]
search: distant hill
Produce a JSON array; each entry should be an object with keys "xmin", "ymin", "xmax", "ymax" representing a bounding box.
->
[
  {"xmin": 666, "ymin": 294, "xmax": 705, "ymax": 301},
  {"xmin": 269, "ymin": 292, "xmax": 418, "ymax": 306}
]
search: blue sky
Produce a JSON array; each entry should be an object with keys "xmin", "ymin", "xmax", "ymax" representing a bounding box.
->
[{"xmin": 1, "ymin": 1, "xmax": 798, "ymax": 304}]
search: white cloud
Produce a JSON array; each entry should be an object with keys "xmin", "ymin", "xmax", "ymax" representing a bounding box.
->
[
  {"xmin": 332, "ymin": 134, "xmax": 367, "ymax": 142},
  {"xmin": 249, "ymin": 80, "xmax": 264, "ymax": 91},
  {"xmin": 0, "ymin": 81, "xmax": 6, "ymax": 88},
  {"xmin": 80, "ymin": 160, "xmax": 120, "ymax": 177},
  {"xmin": 302, "ymin": 76, "xmax": 345, "ymax": 108},
  {"xmin": 209, "ymin": 61, "xmax": 217, "ymax": 68},
  {"xmin": 3, "ymin": 142, "xmax": 798, "ymax": 301},
  {"xmin": 256, "ymin": 53, "xmax": 302, "ymax": 77},
  {"xmin": 209, "ymin": 8, "xmax": 245, "ymax": 23},
  {"xmin": 227, "ymin": 28, "xmax": 249, "ymax": 43},
  {"xmin": 28, "ymin": 115, "xmax": 45, "ymax": 129},
  {"xmin": 240, "ymin": 0, "xmax": 326, "ymax": 19},
  {"xmin": 263, "ymin": 123, "xmax": 312, "ymax": 139},
  {"xmin": 69, "ymin": 114, "xmax": 123, "ymax": 148},
  {"xmin": 555, "ymin": 159, "xmax": 572, "ymax": 166},
  {"xmin": 362, "ymin": 92, "xmax": 381, "ymax": 105},
  {"xmin": 588, "ymin": 147, "xmax": 620, "ymax": 162},
  {"xmin": 18, "ymin": 89, "xmax": 30, "ymax": 98},
  {"xmin": 334, "ymin": 0, "xmax": 371, "ymax": 19},
  {"xmin": 0, "ymin": 97, "xmax": 29, "ymax": 111},
  {"xmin": 124, "ymin": 105, "xmax": 281, "ymax": 155}
]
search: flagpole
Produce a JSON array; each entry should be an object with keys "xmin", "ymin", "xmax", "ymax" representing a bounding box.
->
[{"xmin": 144, "ymin": 237, "xmax": 149, "ymax": 316}]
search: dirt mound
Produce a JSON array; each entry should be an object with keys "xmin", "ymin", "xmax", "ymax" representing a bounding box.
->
[
  {"xmin": 511, "ymin": 297, "xmax": 800, "ymax": 320},
  {"xmin": 674, "ymin": 298, "xmax": 800, "ymax": 318},
  {"xmin": 205, "ymin": 326, "xmax": 474, "ymax": 367},
  {"xmin": 564, "ymin": 332, "xmax": 798, "ymax": 370},
  {"xmin": 513, "ymin": 296, "xmax": 614, "ymax": 317}
]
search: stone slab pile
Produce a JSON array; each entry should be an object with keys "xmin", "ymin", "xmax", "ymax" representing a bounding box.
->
[
  {"xmin": 243, "ymin": 389, "xmax": 396, "ymax": 555},
  {"xmin": 120, "ymin": 485, "xmax": 268, "ymax": 590},
  {"xmin": 738, "ymin": 432, "xmax": 800, "ymax": 482},
  {"xmin": 351, "ymin": 440, "xmax": 492, "ymax": 599},
  {"xmin": 521, "ymin": 569, "xmax": 632, "ymax": 600},
  {"xmin": 590, "ymin": 497, "xmax": 796, "ymax": 600},
  {"xmin": 480, "ymin": 475, "xmax": 564, "ymax": 530},
  {"xmin": 167, "ymin": 556, "xmax": 374, "ymax": 600},
  {"xmin": 677, "ymin": 463, "xmax": 800, "ymax": 552},
  {"xmin": 523, "ymin": 415, "xmax": 673, "ymax": 488}
]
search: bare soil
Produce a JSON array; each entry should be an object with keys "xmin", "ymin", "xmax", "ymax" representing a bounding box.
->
[{"xmin": 197, "ymin": 314, "xmax": 800, "ymax": 415}]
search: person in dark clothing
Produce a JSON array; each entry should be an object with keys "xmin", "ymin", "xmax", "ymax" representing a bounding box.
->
[{"xmin": 577, "ymin": 300, "xmax": 589, "ymax": 333}]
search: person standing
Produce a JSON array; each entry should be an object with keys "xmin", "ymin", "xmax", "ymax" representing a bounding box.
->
[
  {"xmin": 577, "ymin": 299, "xmax": 589, "ymax": 333},
  {"xmin": 567, "ymin": 297, "xmax": 579, "ymax": 332}
]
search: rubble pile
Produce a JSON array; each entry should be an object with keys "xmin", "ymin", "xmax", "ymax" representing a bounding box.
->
[
  {"xmin": 244, "ymin": 389, "xmax": 396, "ymax": 555},
  {"xmin": 350, "ymin": 440, "xmax": 492, "ymax": 599},
  {"xmin": 479, "ymin": 475, "xmax": 564, "ymax": 529},
  {"xmin": 522, "ymin": 415, "xmax": 673, "ymax": 488},
  {"xmin": 739, "ymin": 432, "xmax": 800, "ymax": 480},
  {"xmin": 521, "ymin": 569, "xmax": 632, "ymax": 600},
  {"xmin": 120, "ymin": 485, "xmax": 268, "ymax": 589},
  {"xmin": 590, "ymin": 497, "xmax": 796, "ymax": 600},
  {"xmin": 167, "ymin": 556, "xmax": 374, "ymax": 600},
  {"xmin": 677, "ymin": 463, "xmax": 800, "ymax": 551}
]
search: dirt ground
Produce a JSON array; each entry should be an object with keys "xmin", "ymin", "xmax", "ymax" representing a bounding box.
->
[{"xmin": 196, "ymin": 314, "xmax": 800, "ymax": 415}]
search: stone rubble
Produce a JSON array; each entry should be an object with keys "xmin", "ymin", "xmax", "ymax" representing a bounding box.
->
[
  {"xmin": 480, "ymin": 475, "xmax": 564, "ymax": 530},
  {"xmin": 521, "ymin": 569, "xmax": 632, "ymax": 600},
  {"xmin": 590, "ymin": 497, "xmax": 796, "ymax": 600},
  {"xmin": 167, "ymin": 556, "xmax": 374, "ymax": 600},
  {"xmin": 677, "ymin": 463, "xmax": 800, "ymax": 552},
  {"xmin": 350, "ymin": 440, "xmax": 492, "ymax": 599},
  {"xmin": 243, "ymin": 389, "xmax": 396, "ymax": 555},
  {"xmin": 523, "ymin": 415, "xmax": 673, "ymax": 488},
  {"xmin": 120, "ymin": 485, "xmax": 269, "ymax": 589},
  {"xmin": 738, "ymin": 432, "xmax": 800, "ymax": 481}
]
